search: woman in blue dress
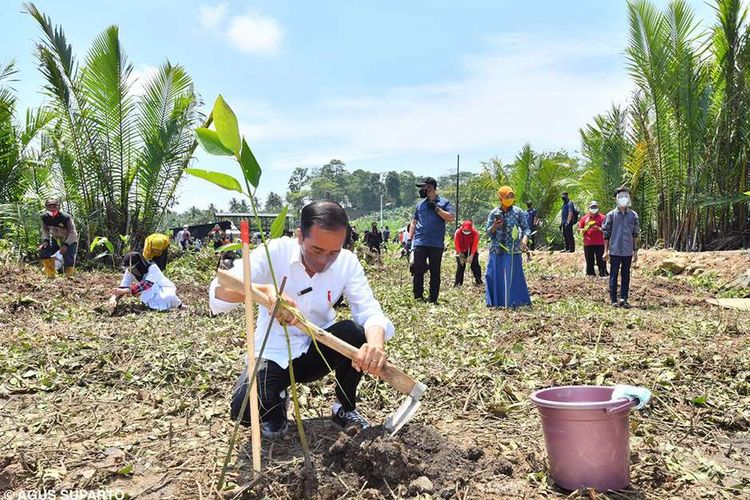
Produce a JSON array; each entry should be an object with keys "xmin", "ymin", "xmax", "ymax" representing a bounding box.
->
[{"xmin": 485, "ymin": 186, "xmax": 532, "ymax": 307}]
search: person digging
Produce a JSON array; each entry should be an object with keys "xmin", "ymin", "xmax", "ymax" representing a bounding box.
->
[
  {"xmin": 38, "ymin": 198, "xmax": 78, "ymax": 278},
  {"xmin": 209, "ymin": 201, "xmax": 395, "ymax": 438}
]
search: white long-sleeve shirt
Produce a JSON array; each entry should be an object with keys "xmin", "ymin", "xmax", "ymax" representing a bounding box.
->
[{"xmin": 209, "ymin": 236, "xmax": 395, "ymax": 368}]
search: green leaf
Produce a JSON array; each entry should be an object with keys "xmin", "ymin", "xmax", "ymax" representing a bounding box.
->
[
  {"xmin": 116, "ymin": 464, "xmax": 133, "ymax": 475},
  {"xmin": 691, "ymin": 395, "xmax": 707, "ymax": 406},
  {"xmin": 90, "ymin": 236, "xmax": 114, "ymax": 254},
  {"xmin": 270, "ymin": 206, "xmax": 289, "ymax": 239},
  {"xmin": 239, "ymin": 138, "xmax": 262, "ymax": 188},
  {"xmin": 213, "ymin": 95, "xmax": 241, "ymax": 155},
  {"xmin": 185, "ymin": 168, "xmax": 244, "ymax": 193},
  {"xmin": 195, "ymin": 128, "xmax": 234, "ymax": 156},
  {"xmin": 744, "ymin": 191, "xmax": 750, "ymax": 197},
  {"xmin": 512, "ymin": 226, "xmax": 519, "ymax": 240},
  {"xmin": 94, "ymin": 251, "xmax": 110, "ymax": 260},
  {"xmin": 216, "ymin": 242, "xmax": 242, "ymax": 253}
]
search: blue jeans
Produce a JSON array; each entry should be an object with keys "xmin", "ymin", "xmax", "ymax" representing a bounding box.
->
[{"xmin": 609, "ymin": 255, "xmax": 632, "ymax": 302}]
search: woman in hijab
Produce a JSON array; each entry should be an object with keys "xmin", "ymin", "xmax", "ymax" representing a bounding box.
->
[
  {"xmin": 485, "ymin": 186, "xmax": 532, "ymax": 308},
  {"xmin": 109, "ymin": 252, "xmax": 182, "ymax": 312}
]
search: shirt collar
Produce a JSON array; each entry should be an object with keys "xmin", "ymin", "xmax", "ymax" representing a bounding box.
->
[{"xmin": 290, "ymin": 239, "xmax": 304, "ymax": 268}]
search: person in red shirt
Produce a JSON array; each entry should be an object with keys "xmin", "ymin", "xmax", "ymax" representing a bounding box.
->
[
  {"xmin": 454, "ymin": 220, "xmax": 483, "ymax": 286},
  {"xmin": 578, "ymin": 201, "xmax": 608, "ymax": 277}
]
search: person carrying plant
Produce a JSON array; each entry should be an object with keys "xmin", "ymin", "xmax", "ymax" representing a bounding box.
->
[
  {"xmin": 109, "ymin": 251, "xmax": 182, "ymax": 312},
  {"xmin": 409, "ymin": 176, "xmax": 455, "ymax": 304},
  {"xmin": 453, "ymin": 220, "xmax": 482, "ymax": 287},
  {"xmin": 209, "ymin": 201, "xmax": 395, "ymax": 438},
  {"xmin": 38, "ymin": 198, "xmax": 78, "ymax": 278},
  {"xmin": 602, "ymin": 186, "xmax": 640, "ymax": 308},
  {"xmin": 142, "ymin": 232, "xmax": 171, "ymax": 271},
  {"xmin": 485, "ymin": 186, "xmax": 531, "ymax": 308},
  {"xmin": 578, "ymin": 201, "xmax": 608, "ymax": 277}
]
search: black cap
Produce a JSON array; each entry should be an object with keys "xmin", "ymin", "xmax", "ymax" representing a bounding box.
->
[{"xmin": 416, "ymin": 176, "xmax": 437, "ymax": 188}]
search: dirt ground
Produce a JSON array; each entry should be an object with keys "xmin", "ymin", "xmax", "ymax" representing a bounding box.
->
[{"xmin": 1, "ymin": 249, "xmax": 749, "ymax": 499}]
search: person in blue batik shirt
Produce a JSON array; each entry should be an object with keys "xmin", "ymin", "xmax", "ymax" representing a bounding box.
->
[
  {"xmin": 409, "ymin": 177, "xmax": 455, "ymax": 304},
  {"xmin": 485, "ymin": 186, "xmax": 532, "ymax": 308}
]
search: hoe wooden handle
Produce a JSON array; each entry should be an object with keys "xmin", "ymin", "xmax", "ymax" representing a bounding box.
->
[{"xmin": 217, "ymin": 269, "xmax": 421, "ymax": 397}]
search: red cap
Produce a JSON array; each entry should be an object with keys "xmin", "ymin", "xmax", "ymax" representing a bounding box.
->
[
  {"xmin": 461, "ymin": 220, "xmax": 473, "ymax": 230},
  {"xmin": 240, "ymin": 219, "xmax": 250, "ymax": 244}
]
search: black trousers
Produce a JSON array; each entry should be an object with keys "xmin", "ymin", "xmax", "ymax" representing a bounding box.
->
[
  {"xmin": 583, "ymin": 245, "xmax": 608, "ymax": 276},
  {"xmin": 455, "ymin": 251, "xmax": 482, "ymax": 285},
  {"xmin": 528, "ymin": 233, "xmax": 536, "ymax": 251},
  {"xmin": 563, "ymin": 223, "xmax": 575, "ymax": 252},
  {"xmin": 412, "ymin": 245, "xmax": 443, "ymax": 302},
  {"xmin": 230, "ymin": 320, "xmax": 366, "ymax": 427},
  {"xmin": 609, "ymin": 255, "xmax": 633, "ymax": 302}
]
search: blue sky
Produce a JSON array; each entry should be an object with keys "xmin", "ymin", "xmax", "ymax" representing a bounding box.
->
[{"xmin": 1, "ymin": 0, "xmax": 716, "ymax": 210}]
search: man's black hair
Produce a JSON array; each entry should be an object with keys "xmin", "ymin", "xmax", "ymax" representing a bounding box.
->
[
  {"xmin": 300, "ymin": 201, "xmax": 350, "ymax": 238},
  {"xmin": 615, "ymin": 186, "xmax": 630, "ymax": 196},
  {"xmin": 562, "ymin": 192, "xmax": 569, "ymax": 197}
]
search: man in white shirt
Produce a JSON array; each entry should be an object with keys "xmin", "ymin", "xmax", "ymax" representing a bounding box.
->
[{"xmin": 209, "ymin": 201, "xmax": 395, "ymax": 438}]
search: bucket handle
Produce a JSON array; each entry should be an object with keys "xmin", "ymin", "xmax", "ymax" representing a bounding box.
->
[{"xmin": 606, "ymin": 398, "xmax": 637, "ymax": 414}]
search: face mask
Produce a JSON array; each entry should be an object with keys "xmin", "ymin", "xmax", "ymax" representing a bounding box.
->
[
  {"xmin": 589, "ymin": 208, "xmax": 599, "ymax": 214},
  {"xmin": 418, "ymin": 187, "xmax": 428, "ymax": 198},
  {"xmin": 501, "ymin": 198, "xmax": 514, "ymax": 208},
  {"xmin": 617, "ymin": 195, "xmax": 630, "ymax": 208},
  {"xmin": 300, "ymin": 242, "xmax": 338, "ymax": 274}
]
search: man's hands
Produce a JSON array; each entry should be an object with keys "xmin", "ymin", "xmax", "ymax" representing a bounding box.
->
[
  {"xmin": 37, "ymin": 240, "xmax": 49, "ymax": 251},
  {"xmin": 603, "ymin": 251, "xmax": 609, "ymax": 262},
  {"xmin": 632, "ymin": 251, "xmax": 638, "ymax": 265},
  {"xmin": 520, "ymin": 236, "xmax": 529, "ymax": 252},
  {"xmin": 353, "ymin": 343, "xmax": 387, "ymax": 377},
  {"xmin": 265, "ymin": 287, "xmax": 299, "ymax": 326},
  {"xmin": 111, "ymin": 287, "xmax": 130, "ymax": 297},
  {"xmin": 425, "ymin": 199, "xmax": 437, "ymax": 211},
  {"xmin": 60, "ymin": 244, "xmax": 68, "ymax": 255}
]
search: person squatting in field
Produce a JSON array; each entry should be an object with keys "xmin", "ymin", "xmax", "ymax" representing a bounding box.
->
[
  {"xmin": 39, "ymin": 198, "xmax": 78, "ymax": 278},
  {"xmin": 109, "ymin": 252, "xmax": 182, "ymax": 312},
  {"xmin": 209, "ymin": 201, "xmax": 395, "ymax": 438}
]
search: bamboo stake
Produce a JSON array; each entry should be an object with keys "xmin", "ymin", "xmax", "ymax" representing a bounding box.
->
[{"xmin": 240, "ymin": 219, "xmax": 261, "ymax": 473}]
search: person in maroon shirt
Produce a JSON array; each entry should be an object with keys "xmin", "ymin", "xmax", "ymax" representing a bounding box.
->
[
  {"xmin": 578, "ymin": 201, "xmax": 609, "ymax": 277},
  {"xmin": 454, "ymin": 220, "xmax": 483, "ymax": 286}
]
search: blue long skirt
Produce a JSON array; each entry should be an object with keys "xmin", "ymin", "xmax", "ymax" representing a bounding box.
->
[{"xmin": 485, "ymin": 253, "xmax": 531, "ymax": 308}]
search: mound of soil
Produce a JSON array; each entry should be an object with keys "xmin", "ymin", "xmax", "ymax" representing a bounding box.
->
[{"xmin": 299, "ymin": 425, "xmax": 511, "ymax": 499}]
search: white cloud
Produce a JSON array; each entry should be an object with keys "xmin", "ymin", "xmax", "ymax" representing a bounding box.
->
[
  {"xmin": 128, "ymin": 65, "xmax": 160, "ymax": 97},
  {"xmin": 236, "ymin": 33, "xmax": 632, "ymax": 166},
  {"xmin": 226, "ymin": 12, "xmax": 283, "ymax": 55},
  {"xmin": 176, "ymin": 32, "xmax": 633, "ymax": 209},
  {"xmin": 197, "ymin": 4, "xmax": 283, "ymax": 56}
]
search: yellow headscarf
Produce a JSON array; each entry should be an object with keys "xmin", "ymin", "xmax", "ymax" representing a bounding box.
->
[{"xmin": 497, "ymin": 186, "xmax": 515, "ymax": 209}]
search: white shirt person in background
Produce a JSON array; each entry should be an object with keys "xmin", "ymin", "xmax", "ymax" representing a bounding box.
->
[
  {"xmin": 109, "ymin": 252, "xmax": 182, "ymax": 312},
  {"xmin": 209, "ymin": 201, "xmax": 395, "ymax": 438}
]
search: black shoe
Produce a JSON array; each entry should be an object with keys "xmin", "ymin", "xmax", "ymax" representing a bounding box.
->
[
  {"xmin": 261, "ymin": 419, "xmax": 289, "ymax": 439},
  {"xmin": 332, "ymin": 407, "xmax": 370, "ymax": 430},
  {"xmin": 620, "ymin": 299, "xmax": 631, "ymax": 309},
  {"xmin": 611, "ymin": 301, "xmax": 620, "ymax": 308}
]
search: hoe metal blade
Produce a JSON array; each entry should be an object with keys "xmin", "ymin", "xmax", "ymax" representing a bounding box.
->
[{"xmin": 383, "ymin": 382, "xmax": 427, "ymax": 436}]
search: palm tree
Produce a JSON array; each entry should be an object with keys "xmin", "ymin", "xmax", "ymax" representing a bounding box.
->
[{"xmin": 24, "ymin": 3, "xmax": 203, "ymax": 252}]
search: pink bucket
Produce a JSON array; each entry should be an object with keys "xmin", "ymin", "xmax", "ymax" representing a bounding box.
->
[{"xmin": 531, "ymin": 385, "xmax": 635, "ymax": 492}]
